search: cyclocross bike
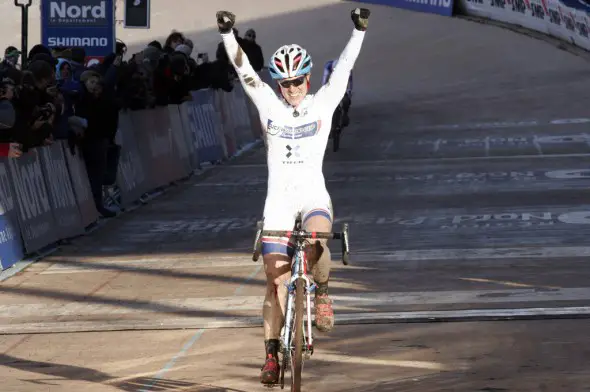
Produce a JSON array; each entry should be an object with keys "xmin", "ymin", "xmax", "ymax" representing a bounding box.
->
[{"xmin": 252, "ymin": 213, "xmax": 350, "ymax": 391}]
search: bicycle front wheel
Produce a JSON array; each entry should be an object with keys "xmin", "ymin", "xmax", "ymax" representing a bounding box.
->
[{"xmin": 291, "ymin": 278, "xmax": 305, "ymax": 391}]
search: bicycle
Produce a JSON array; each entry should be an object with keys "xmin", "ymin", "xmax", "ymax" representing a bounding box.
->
[
  {"xmin": 252, "ymin": 213, "xmax": 350, "ymax": 391},
  {"xmin": 329, "ymin": 100, "xmax": 346, "ymax": 152},
  {"xmin": 329, "ymin": 93, "xmax": 351, "ymax": 152}
]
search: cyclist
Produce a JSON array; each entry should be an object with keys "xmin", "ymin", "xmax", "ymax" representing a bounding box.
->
[
  {"xmin": 322, "ymin": 59, "xmax": 352, "ymax": 131},
  {"xmin": 216, "ymin": 7, "xmax": 369, "ymax": 385}
]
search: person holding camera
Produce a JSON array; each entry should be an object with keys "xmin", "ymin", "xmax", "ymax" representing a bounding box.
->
[{"xmin": 11, "ymin": 60, "xmax": 58, "ymax": 152}]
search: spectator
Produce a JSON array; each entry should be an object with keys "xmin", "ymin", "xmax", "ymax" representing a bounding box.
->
[
  {"xmin": 27, "ymin": 44, "xmax": 55, "ymax": 68},
  {"xmin": 116, "ymin": 40, "xmax": 127, "ymax": 58},
  {"xmin": 2, "ymin": 46, "xmax": 21, "ymax": 70},
  {"xmin": 0, "ymin": 76, "xmax": 22, "ymax": 158},
  {"xmin": 74, "ymin": 70, "xmax": 119, "ymax": 218},
  {"xmin": 69, "ymin": 47, "xmax": 87, "ymax": 81},
  {"xmin": 148, "ymin": 40, "xmax": 163, "ymax": 51},
  {"xmin": 184, "ymin": 39, "xmax": 194, "ymax": 51},
  {"xmin": 12, "ymin": 61, "xmax": 57, "ymax": 152},
  {"xmin": 167, "ymin": 52, "xmax": 192, "ymax": 104},
  {"xmin": 164, "ymin": 32, "xmax": 185, "ymax": 54},
  {"xmin": 53, "ymin": 58, "xmax": 81, "ymax": 139},
  {"xmin": 243, "ymin": 29, "xmax": 264, "ymax": 72},
  {"xmin": 30, "ymin": 52, "xmax": 59, "ymax": 68},
  {"xmin": 52, "ymin": 47, "xmax": 73, "ymax": 61},
  {"xmin": 175, "ymin": 43, "xmax": 200, "ymax": 82}
]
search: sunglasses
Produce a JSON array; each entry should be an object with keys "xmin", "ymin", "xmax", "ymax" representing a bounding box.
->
[{"xmin": 279, "ymin": 76, "xmax": 306, "ymax": 88}]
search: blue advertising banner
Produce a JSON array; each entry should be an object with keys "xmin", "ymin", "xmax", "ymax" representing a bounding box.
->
[
  {"xmin": 0, "ymin": 159, "xmax": 24, "ymax": 271},
  {"xmin": 188, "ymin": 90, "xmax": 225, "ymax": 163},
  {"xmin": 41, "ymin": 0, "xmax": 116, "ymax": 65},
  {"xmin": 560, "ymin": 0, "xmax": 590, "ymax": 12},
  {"xmin": 354, "ymin": 0, "xmax": 454, "ymax": 16}
]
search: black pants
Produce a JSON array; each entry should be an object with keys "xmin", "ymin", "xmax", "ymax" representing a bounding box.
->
[{"xmin": 81, "ymin": 138, "xmax": 109, "ymax": 211}]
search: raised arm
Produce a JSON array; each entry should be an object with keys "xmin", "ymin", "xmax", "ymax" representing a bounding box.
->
[
  {"xmin": 315, "ymin": 8, "xmax": 369, "ymax": 108},
  {"xmin": 217, "ymin": 11, "xmax": 276, "ymax": 108}
]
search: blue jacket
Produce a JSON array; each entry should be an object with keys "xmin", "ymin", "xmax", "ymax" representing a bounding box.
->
[{"xmin": 53, "ymin": 58, "xmax": 82, "ymax": 139}]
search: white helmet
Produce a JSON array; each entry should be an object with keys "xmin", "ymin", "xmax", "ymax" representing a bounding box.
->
[{"xmin": 268, "ymin": 44, "xmax": 313, "ymax": 80}]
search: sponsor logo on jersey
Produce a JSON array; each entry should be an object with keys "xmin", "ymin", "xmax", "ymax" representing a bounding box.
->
[{"xmin": 266, "ymin": 120, "xmax": 321, "ymax": 139}]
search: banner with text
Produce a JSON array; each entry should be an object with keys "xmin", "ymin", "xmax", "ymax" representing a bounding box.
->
[
  {"xmin": 354, "ymin": 0, "xmax": 454, "ymax": 16},
  {"xmin": 8, "ymin": 152, "xmax": 58, "ymax": 254},
  {"xmin": 458, "ymin": 0, "xmax": 590, "ymax": 51},
  {"xmin": 188, "ymin": 90, "xmax": 225, "ymax": 163},
  {"xmin": 62, "ymin": 143, "xmax": 99, "ymax": 227},
  {"xmin": 40, "ymin": 142, "xmax": 85, "ymax": 240},
  {"xmin": 41, "ymin": 0, "xmax": 116, "ymax": 66}
]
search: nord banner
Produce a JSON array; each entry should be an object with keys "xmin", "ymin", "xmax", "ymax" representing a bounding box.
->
[{"xmin": 41, "ymin": 0, "xmax": 116, "ymax": 66}]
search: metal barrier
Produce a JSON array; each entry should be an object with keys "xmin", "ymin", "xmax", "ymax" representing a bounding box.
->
[{"xmin": 0, "ymin": 74, "xmax": 269, "ymax": 271}]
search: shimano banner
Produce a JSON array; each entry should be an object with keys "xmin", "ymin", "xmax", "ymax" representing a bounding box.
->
[
  {"xmin": 41, "ymin": 0, "xmax": 116, "ymax": 64},
  {"xmin": 354, "ymin": 0, "xmax": 454, "ymax": 16}
]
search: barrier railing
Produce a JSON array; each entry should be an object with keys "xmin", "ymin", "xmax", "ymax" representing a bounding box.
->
[{"xmin": 0, "ymin": 72, "xmax": 269, "ymax": 272}]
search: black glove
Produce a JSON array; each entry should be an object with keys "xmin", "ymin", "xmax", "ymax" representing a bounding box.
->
[
  {"xmin": 216, "ymin": 11, "xmax": 236, "ymax": 34},
  {"xmin": 351, "ymin": 8, "xmax": 370, "ymax": 31}
]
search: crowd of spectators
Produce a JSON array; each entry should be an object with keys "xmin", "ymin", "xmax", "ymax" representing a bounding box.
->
[{"xmin": 0, "ymin": 28, "xmax": 264, "ymax": 218}]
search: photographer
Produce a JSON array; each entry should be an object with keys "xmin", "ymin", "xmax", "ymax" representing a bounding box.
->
[{"xmin": 12, "ymin": 61, "xmax": 57, "ymax": 152}]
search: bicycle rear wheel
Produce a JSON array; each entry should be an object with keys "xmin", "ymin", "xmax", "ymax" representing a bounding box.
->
[
  {"xmin": 291, "ymin": 278, "xmax": 305, "ymax": 391},
  {"xmin": 332, "ymin": 106, "xmax": 343, "ymax": 152},
  {"xmin": 332, "ymin": 128, "xmax": 341, "ymax": 152}
]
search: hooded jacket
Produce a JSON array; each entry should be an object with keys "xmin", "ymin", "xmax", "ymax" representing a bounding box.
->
[{"xmin": 53, "ymin": 58, "xmax": 82, "ymax": 139}]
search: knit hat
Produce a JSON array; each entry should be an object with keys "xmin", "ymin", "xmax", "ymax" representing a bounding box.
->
[{"xmin": 175, "ymin": 44, "xmax": 192, "ymax": 57}]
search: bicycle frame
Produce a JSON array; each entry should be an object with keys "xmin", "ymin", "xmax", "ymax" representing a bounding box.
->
[{"xmin": 282, "ymin": 238, "xmax": 315, "ymax": 361}]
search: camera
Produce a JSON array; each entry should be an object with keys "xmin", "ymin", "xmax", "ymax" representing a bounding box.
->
[{"xmin": 32, "ymin": 103, "xmax": 54, "ymax": 122}]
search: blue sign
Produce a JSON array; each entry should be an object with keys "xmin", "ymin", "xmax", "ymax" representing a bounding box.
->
[
  {"xmin": 560, "ymin": 0, "xmax": 590, "ymax": 12},
  {"xmin": 353, "ymin": 0, "xmax": 454, "ymax": 16},
  {"xmin": 41, "ymin": 0, "xmax": 116, "ymax": 60},
  {"xmin": 0, "ymin": 214, "xmax": 23, "ymax": 271},
  {"xmin": 189, "ymin": 91, "xmax": 225, "ymax": 163},
  {"xmin": 0, "ymin": 161, "xmax": 24, "ymax": 271}
]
